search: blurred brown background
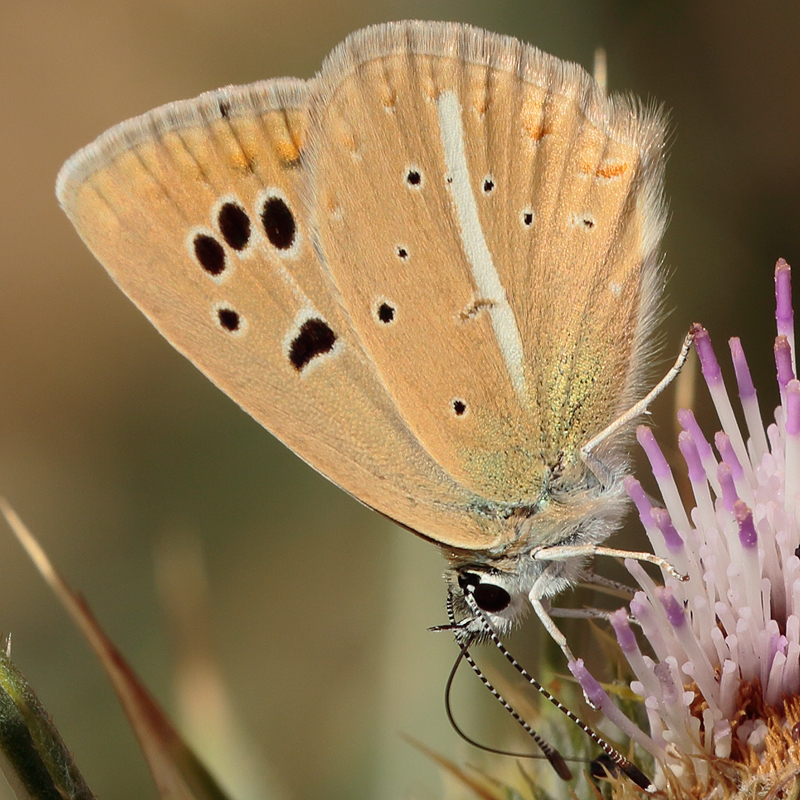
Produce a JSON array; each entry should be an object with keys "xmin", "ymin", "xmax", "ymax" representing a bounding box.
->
[{"xmin": 1, "ymin": 1, "xmax": 798, "ymax": 799}]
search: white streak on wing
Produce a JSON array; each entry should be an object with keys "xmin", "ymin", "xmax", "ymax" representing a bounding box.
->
[{"xmin": 436, "ymin": 90, "xmax": 527, "ymax": 401}]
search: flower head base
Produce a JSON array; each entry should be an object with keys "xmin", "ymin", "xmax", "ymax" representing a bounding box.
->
[{"xmin": 584, "ymin": 260, "xmax": 800, "ymax": 798}]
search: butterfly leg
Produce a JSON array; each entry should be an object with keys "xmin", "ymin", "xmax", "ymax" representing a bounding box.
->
[
  {"xmin": 530, "ymin": 566, "xmax": 637, "ymax": 712},
  {"xmin": 579, "ymin": 570, "xmax": 636, "ymax": 599},
  {"xmin": 580, "ymin": 326, "xmax": 697, "ymax": 470},
  {"xmin": 532, "ymin": 544, "xmax": 686, "ymax": 581},
  {"xmin": 551, "ymin": 571, "xmax": 640, "ymax": 620},
  {"xmin": 547, "ymin": 605, "xmax": 615, "ymax": 621},
  {"xmin": 528, "ymin": 564, "xmax": 577, "ymax": 664}
]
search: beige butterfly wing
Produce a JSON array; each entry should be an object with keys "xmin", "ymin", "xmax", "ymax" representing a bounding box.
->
[
  {"xmin": 306, "ymin": 22, "xmax": 667, "ymax": 510},
  {"xmin": 56, "ymin": 77, "xmax": 509, "ymax": 550}
]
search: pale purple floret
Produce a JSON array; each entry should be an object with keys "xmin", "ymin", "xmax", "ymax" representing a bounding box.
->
[
  {"xmin": 636, "ymin": 425, "xmax": 691, "ymax": 531},
  {"xmin": 568, "ymin": 659, "xmax": 661, "ymax": 754},
  {"xmin": 714, "ymin": 432, "xmax": 742, "ymax": 479},
  {"xmin": 734, "ymin": 500, "xmax": 758, "ymax": 549},
  {"xmin": 694, "ymin": 325, "xmax": 722, "ymax": 386},
  {"xmin": 568, "ymin": 659, "xmax": 606, "ymax": 707},
  {"xmin": 652, "ymin": 508, "xmax": 683, "ymax": 553},
  {"xmin": 786, "ymin": 379, "xmax": 800, "ymax": 436},
  {"xmin": 636, "ymin": 426, "xmax": 670, "ymax": 478},
  {"xmin": 717, "ymin": 461, "xmax": 738, "ymax": 512},
  {"xmin": 658, "ymin": 587, "xmax": 685, "ymax": 628},
  {"xmin": 689, "ymin": 326, "xmax": 753, "ymax": 483},
  {"xmin": 729, "ymin": 337, "xmax": 770, "ymax": 462},
  {"xmin": 678, "ymin": 431, "xmax": 704, "ymax": 482},
  {"xmin": 776, "ymin": 257, "xmax": 794, "ymax": 344},
  {"xmin": 676, "ymin": 409, "xmax": 712, "ymax": 457},
  {"xmin": 730, "ymin": 337, "xmax": 756, "ymax": 400},
  {"xmin": 775, "ymin": 335, "xmax": 794, "ymax": 389},
  {"xmin": 623, "ymin": 475, "xmax": 655, "ymax": 528},
  {"xmin": 610, "ymin": 608, "xmax": 638, "ymax": 653}
]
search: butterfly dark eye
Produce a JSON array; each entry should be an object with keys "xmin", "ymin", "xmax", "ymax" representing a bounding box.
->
[
  {"xmin": 456, "ymin": 572, "xmax": 511, "ymax": 613},
  {"xmin": 473, "ymin": 582, "xmax": 511, "ymax": 612},
  {"xmin": 482, "ymin": 177, "xmax": 494, "ymax": 194}
]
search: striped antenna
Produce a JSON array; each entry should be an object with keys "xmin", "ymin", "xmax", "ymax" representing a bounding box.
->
[
  {"xmin": 442, "ymin": 596, "xmax": 573, "ymax": 779},
  {"xmin": 460, "ymin": 590, "xmax": 655, "ymax": 792}
]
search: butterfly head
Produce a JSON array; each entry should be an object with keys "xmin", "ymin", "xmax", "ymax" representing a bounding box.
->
[
  {"xmin": 443, "ymin": 476, "xmax": 631, "ymax": 640},
  {"xmin": 443, "ymin": 561, "xmax": 537, "ymax": 640}
]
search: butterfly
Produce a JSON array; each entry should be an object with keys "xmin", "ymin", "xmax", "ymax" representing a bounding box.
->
[{"xmin": 57, "ymin": 20, "xmax": 670, "ymax": 662}]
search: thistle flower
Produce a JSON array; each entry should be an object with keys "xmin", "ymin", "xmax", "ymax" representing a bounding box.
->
[{"xmin": 573, "ymin": 259, "xmax": 800, "ymax": 799}]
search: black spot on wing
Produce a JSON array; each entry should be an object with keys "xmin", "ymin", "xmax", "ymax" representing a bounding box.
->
[
  {"xmin": 218, "ymin": 202, "xmax": 251, "ymax": 250},
  {"xmin": 289, "ymin": 318, "xmax": 336, "ymax": 370},
  {"xmin": 194, "ymin": 234, "xmax": 226, "ymax": 275},
  {"xmin": 406, "ymin": 169, "xmax": 421, "ymax": 186},
  {"xmin": 377, "ymin": 303, "xmax": 395, "ymax": 323},
  {"xmin": 262, "ymin": 196, "xmax": 296, "ymax": 250},
  {"xmin": 217, "ymin": 308, "xmax": 240, "ymax": 332}
]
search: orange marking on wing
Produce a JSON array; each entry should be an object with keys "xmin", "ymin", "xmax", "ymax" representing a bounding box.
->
[
  {"xmin": 596, "ymin": 161, "xmax": 629, "ymax": 179},
  {"xmin": 523, "ymin": 122, "xmax": 550, "ymax": 142},
  {"xmin": 275, "ymin": 137, "xmax": 302, "ymax": 165},
  {"xmin": 382, "ymin": 89, "xmax": 397, "ymax": 109}
]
